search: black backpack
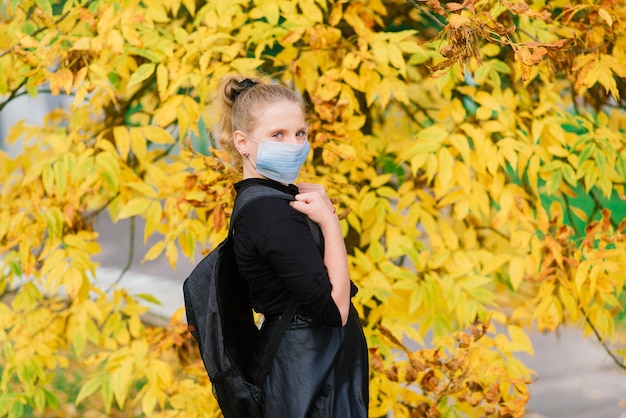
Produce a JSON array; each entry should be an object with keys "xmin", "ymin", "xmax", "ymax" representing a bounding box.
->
[{"xmin": 182, "ymin": 185, "xmax": 304, "ymax": 418}]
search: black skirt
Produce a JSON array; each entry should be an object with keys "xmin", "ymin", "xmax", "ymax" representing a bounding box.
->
[{"xmin": 251, "ymin": 304, "xmax": 369, "ymax": 418}]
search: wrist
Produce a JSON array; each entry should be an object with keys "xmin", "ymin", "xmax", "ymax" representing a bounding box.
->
[{"xmin": 319, "ymin": 213, "xmax": 341, "ymax": 234}]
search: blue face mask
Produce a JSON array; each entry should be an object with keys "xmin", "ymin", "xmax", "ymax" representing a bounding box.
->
[{"xmin": 244, "ymin": 134, "xmax": 310, "ymax": 184}]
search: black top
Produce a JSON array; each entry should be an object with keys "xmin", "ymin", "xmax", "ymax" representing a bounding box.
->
[{"xmin": 232, "ymin": 178, "xmax": 342, "ymax": 326}]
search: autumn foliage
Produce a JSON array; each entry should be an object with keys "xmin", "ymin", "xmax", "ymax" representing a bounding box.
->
[{"xmin": 1, "ymin": 0, "xmax": 626, "ymax": 416}]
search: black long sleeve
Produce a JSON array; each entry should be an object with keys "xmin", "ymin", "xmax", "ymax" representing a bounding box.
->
[{"xmin": 232, "ymin": 179, "xmax": 342, "ymax": 327}]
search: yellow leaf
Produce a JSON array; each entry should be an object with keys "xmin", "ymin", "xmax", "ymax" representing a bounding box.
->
[
  {"xmin": 64, "ymin": 234, "xmax": 88, "ymax": 251},
  {"xmin": 114, "ymin": 126, "xmax": 130, "ymax": 160},
  {"xmin": 176, "ymin": 105, "xmax": 190, "ymax": 138},
  {"xmin": 436, "ymin": 147, "xmax": 454, "ymax": 192},
  {"xmin": 359, "ymin": 191, "xmax": 377, "ymax": 213},
  {"xmin": 63, "ymin": 267, "xmax": 84, "ymax": 299},
  {"xmin": 54, "ymin": 159, "xmax": 68, "ymax": 195},
  {"xmin": 100, "ymin": 375, "xmax": 113, "ymax": 414},
  {"xmin": 141, "ymin": 386, "xmax": 159, "ymax": 416},
  {"xmin": 117, "ymin": 197, "xmax": 152, "ymax": 220},
  {"xmin": 362, "ymin": 68, "xmax": 381, "ymax": 106},
  {"xmin": 598, "ymin": 8, "xmax": 613, "ymax": 27},
  {"xmin": 156, "ymin": 64, "xmax": 168, "ymax": 99},
  {"xmin": 95, "ymin": 152, "xmax": 121, "ymax": 191},
  {"xmin": 581, "ymin": 55, "xmax": 619, "ymax": 98},
  {"xmin": 388, "ymin": 43, "xmax": 405, "ymax": 75},
  {"xmin": 125, "ymin": 182, "xmax": 158, "ymax": 198},
  {"xmin": 492, "ymin": 188, "xmax": 513, "ymax": 229},
  {"xmin": 48, "ymin": 68, "xmax": 74, "ymax": 95},
  {"xmin": 343, "ymin": 70, "xmax": 361, "ymax": 91},
  {"xmin": 128, "ymin": 314, "xmax": 142, "ymax": 338},
  {"xmin": 507, "ymin": 325, "xmax": 534, "ymax": 354},
  {"xmin": 298, "ymin": 0, "xmax": 323, "ymax": 23},
  {"xmin": 545, "ymin": 236, "xmax": 563, "ymax": 269},
  {"xmin": 476, "ymin": 106, "xmax": 493, "ymax": 120},
  {"xmin": 570, "ymin": 206, "xmax": 588, "ymax": 222},
  {"xmin": 260, "ymin": 1, "xmax": 280, "ymax": 25},
  {"xmin": 474, "ymin": 91, "xmax": 502, "ymax": 111},
  {"xmin": 145, "ymin": 201, "xmax": 163, "ymax": 241},
  {"xmin": 165, "ymin": 240, "xmax": 178, "ymax": 268},
  {"xmin": 316, "ymin": 81, "xmax": 342, "ymax": 101},
  {"xmin": 371, "ymin": 173, "xmax": 392, "ymax": 188},
  {"xmin": 144, "ymin": 240, "xmax": 166, "ymax": 261},
  {"xmin": 440, "ymin": 221, "xmax": 459, "ymax": 250},
  {"xmin": 42, "ymin": 164, "xmax": 54, "ymax": 196},
  {"xmin": 230, "ymin": 58, "xmax": 264, "ymax": 73},
  {"xmin": 40, "ymin": 248, "xmax": 66, "ymax": 277},
  {"xmin": 142, "ymin": 126, "xmax": 174, "ymax": 144},
  {"xmin": 182, "ymin": 0, "xmax": 195, "ymax": 15},
  {"xmin": 111, "ymin": 359, "xmax": 133, "ymax": 408},
  {"xmin": 375, "ymin": 77, "xmax": 392, "ymax": 110},
  {"xmin": 107, "ymin": 30, "xmax": 125, "ymax": 54},
  {"xmin": 130, "ymin": 128, "xmax": 147, "ymax": 161},
  {"xmin": 509, "ymin": 257, "xmax": 525, "ymax": 291},
  {"xmin": 574, "ymin": 260, "xmax": 590, "ymax": 294},
  {"xmin": 448, "ymin": 133, "xmax": 470, "ymax": 163}
]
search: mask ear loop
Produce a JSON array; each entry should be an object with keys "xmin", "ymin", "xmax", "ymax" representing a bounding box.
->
[
  {"xmin": 245, "ymin": 153, "xmax": 257, "ymax": 169},
  {"xmin": 241, "ymin": 133, "xmax": 259, "ymax": 169}
]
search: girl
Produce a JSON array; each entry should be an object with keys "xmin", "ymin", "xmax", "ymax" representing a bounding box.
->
[{"xmin": 214, "ymin": 75, "xmax": 369, "ymax": 417}]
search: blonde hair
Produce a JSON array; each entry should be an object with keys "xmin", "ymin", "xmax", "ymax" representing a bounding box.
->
[{"xmin": 214, "ymin": 75, "xmax": 305, "ymax": 170}]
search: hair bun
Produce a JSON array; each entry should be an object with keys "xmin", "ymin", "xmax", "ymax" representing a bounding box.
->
[{"xmin": 230, "ymin": 78, "xmax": 258, "ymax": 102}]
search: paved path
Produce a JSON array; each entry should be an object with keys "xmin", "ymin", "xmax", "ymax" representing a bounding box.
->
[
  {"xmin": 93, "ymin": 214, "xmax": 626, "ymax": 418},
  {"xmin": 521, "ymin": 329, "xmax": 626, "ymax": 418}
]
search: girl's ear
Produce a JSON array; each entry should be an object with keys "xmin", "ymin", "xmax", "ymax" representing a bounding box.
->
[{"xmin": 233, "ymin": 130, "xmax": 248, "ymax": 156}]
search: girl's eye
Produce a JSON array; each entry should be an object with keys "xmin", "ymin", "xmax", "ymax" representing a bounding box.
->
[{"xmin": 296, "ymin": 131, "xmax": 306, "ymax": 137}]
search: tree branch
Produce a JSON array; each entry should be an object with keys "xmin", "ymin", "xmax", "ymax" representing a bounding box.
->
[
  {"xmin": 407, "ymin": 0, "xmax": 446, "ymax": 29},
  {"xmin": 106, "ymin": 215, "xmax": 135, "ymax": 292},
  {"xmin": 0, "ymin": 81, "xmax": 27, "ymax": 112},
  {"xmin": 581, "ymin": 308, "xmax": 626, "ymax": 370}
]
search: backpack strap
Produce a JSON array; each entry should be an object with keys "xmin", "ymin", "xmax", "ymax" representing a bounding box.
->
[
  {"xmin": 229, "ymin": 184, "xmax": 295, "ymax": 236},
  {"xmin": 230, "ymin": 184, "xmax": 323, "ymax": 251},
  {"xmin": 253, "ymin": 298, "xmax": 299, "ymax": 388}
]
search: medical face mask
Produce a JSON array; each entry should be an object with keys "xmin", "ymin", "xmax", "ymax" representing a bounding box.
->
[{"xmin": 244, "ymin": 134, "xmax": 310, "ymax": 184}]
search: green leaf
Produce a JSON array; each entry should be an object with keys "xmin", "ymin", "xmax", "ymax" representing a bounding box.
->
[
  {"xmin": 544, "ymin": 170, "xmax": 562, "ymax": 195},
  {"xmin": 128, "ymin": 63, "xmax": 156, "ymax": 88},
  {"xmin": 562, "ymin": 123, "xmax": 587, "ymax": 135},
  {"xmin": 21, "ymin": 21, "xmax": 37, "ymax": 35},
  {"xmin": 561, "ymin": 164, "xmax": 577, "ymax": 186},
  {"xmin": 9, "ymin": 400, "xmax": 24, "ymax": 418},
  {"xmin": 409, "ymin": 288, "xmax": 423, "ymax": 314},
  {"xmin": 578, "ymin": 144, "xmax": 594, "ymax": 167},
  {"xmin": 95, "ymin": 152, "xmax": 120, "ymax": 191},
  {"xmin": 10, "ymin": 0, "xmax": 20, "ymax": 13},
  {"xmin": 101, "ymin": 375, "xmax": 113, "ymax": 414},
  {"xmin": 34, "ymin": 0, "xmax": 53, "ymax": 15},
  {"xmin": 33, "ymin": 387, "xmax": 46, "ymax": 411},
  {"xmin": 126, "ymin": 47, "xmax": 165, "ymax": 62},
  {"xmin": 43, "ymin": 388, "xmax": 60, "ymax": 410},
  {"xmin": 135, "ymin": 293, "xmax": 162, "ymax": 305},
  {"xmin": 75, "ymin": 376, "xmax": 104, "ymax": 406},
  {"xmin": 617, "ymin": 155, "xmax": 626, "ymax": 178}
]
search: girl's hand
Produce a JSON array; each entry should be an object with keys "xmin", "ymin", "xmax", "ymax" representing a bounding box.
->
[{"xmin": 289, "ymin": 183, "xmax": 336, "ymax": 226}]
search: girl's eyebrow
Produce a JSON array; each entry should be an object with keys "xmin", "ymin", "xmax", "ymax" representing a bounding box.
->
[{"xmin": 266, "ymin": 126, "xmax": 308, "ymax": 134}]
